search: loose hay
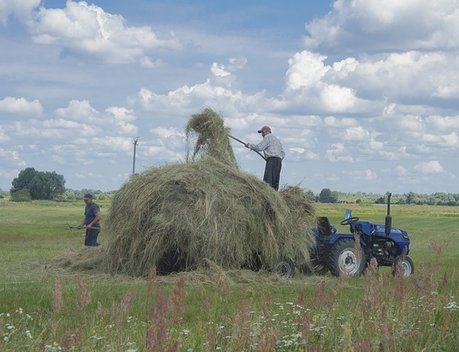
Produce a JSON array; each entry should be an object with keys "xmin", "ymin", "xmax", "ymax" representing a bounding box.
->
[
  {"xmin": 104, "ymin": 158, "xmax": 315, "ymax": 276},
  {"xmin": 103, "ymin": 108, "xmax": 315, "ymax": 277},
  {"xmin": 64, "ymin": 108, "xmax": 316, "ymax": 277},
  {"xmin": 185, "ymin": 108, "xmax": 237, "ymax": 167}
]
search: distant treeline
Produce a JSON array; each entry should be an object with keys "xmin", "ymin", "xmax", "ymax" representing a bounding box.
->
[
  {"xmin": 316, "ymin": 188, "xmax": 459, "ymax": 206},
  {"xmin": 1, "ymin": 187, "xmax": 458, "ymax": 206}
]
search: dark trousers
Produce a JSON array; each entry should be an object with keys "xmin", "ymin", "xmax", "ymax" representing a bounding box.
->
[
  {"xmin": 85, "ymin": 228, "xmax": 100, "ymax": 246},
  {"xmin": 263, "ymin": 157, "xmax": 282, "ymax": 191}
]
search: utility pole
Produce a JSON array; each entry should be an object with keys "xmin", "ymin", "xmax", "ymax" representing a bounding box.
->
[{"xmin": 132, "ymin": 137, "xmax": 139, "ymax": 174}]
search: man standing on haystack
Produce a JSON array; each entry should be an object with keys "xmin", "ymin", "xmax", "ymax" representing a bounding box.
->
[
  {"xmin": 81, "ymin": 193, "xmax": 101, "ymax": 247},
  {"xmin": 245, "ymin": 126, "xmax": 285, "ymax": 191}
]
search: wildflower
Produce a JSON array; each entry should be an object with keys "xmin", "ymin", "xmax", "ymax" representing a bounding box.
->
[
  {"xmin": 444, "ymin": 301, "xmax": 458, "ymax": 310},
  {"xmin": 25, "ymin": 330, "xmax": 32, "ymax": 339}
]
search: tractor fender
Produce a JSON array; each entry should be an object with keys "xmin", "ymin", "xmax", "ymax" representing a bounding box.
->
[{"xmin": 327, "ymin": 233, "xmax": 367, "ymax": 248}]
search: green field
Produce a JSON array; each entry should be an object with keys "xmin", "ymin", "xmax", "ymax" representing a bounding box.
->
[{"xmin": 0, "ymin": 200, "xmax": 458, "ymax": 351}]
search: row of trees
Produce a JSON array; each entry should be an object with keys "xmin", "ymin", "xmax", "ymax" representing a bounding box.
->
[
  {"xmin": 318, "ymin": 188, "xmax": 459, "ymax": 206},
  {"xmin": 3, "ymin": 168, "xmax": 459, "ymax": 205}
]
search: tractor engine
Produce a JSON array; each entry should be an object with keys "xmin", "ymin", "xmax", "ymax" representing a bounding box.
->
[{"xmin": 370, "ymin": 238, "xmax": 399, "ymax": 265}]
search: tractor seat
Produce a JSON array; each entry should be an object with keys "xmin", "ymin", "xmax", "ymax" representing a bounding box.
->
[{"xmin": 317, "ymin": 217, "xmax": 336, "ymax": 236}]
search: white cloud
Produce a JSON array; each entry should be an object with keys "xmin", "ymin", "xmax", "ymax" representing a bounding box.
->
[
  {"xmin": 344, "ymin": 169, "xmax": 377, "ymax": 180},
  {"xmin": 211, "ymin": 63, "xmax": 231, "ymax": 77},
  {"xmin": 426, "ymin": 115, "xmax": 459, "ymax": 130},
  {"xmin": 320, "ymin": 84, "xmax": 357, "ymax": 112},
  {"xmin": 304, "ymin": 0, "xmax": 459, "ymax": 52},
  {"xmin": 395, "ymin": 165, "xmax": 408, "ymax": 176},
  {"xmin": 151, "ymin": 126, "xmax": 184, "ymax": 139},
  {"xmin": 284, "ymin": 50, "xmax": 367, "ymax": 113},
  {"xmin": 325, "ymin": 142, "xmax": 354, "ymax": 162},
  {"xmin": 106, "ymin": 107, "xmax": 136, "ymax": 122},
  {"xmin": 0, "ymin": 96, "xmax": 42, "ymax": 115},
  {"xmin": 0, "ymin": 126, "xmax": 9, "ymax": 142},
  {"xmin": 324, "ymin": 116, "xmax": 357, "ymax": 128},
  {"xmin": 0, "ymin": 0, "xmax": 39, "ymax": 25},
  {"xmin": 342, "ymin": 126, "xmax": 371, "ymax": 141},
  {"xmin": 351, "ymin": 51, "xmax": 459, "ymax": 101},
  {"xmin": 286, "ymin": 51, "xmax": 328, "ymax": 91},
  {"xmin": 29, "ymin": 0, "xmax": 179, "ymax": 64},
  {"xmin": 55, "ymin": 100, "xmax": 98, "ymax": 121},
  {"xmin": 139, "ymin": 56, "xmax": 163, "ymax": 69},
  {"xmin": 288, "ymin": 147, "xmax": 319, "ymax": 160},
  {"xmin": 129, "ymin": 80, "xmax": 271, "ymax": 116},
  {"xmin": 228, "ymin": 56, "xmax": 247, "ymax": 69},
  {"xmin": 414, "ymin": 160, "xmax": 444, "ymax": 174}
]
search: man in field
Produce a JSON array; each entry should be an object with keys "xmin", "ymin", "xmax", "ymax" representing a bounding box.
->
[
  {"xmin": 81, "ymin": 193, "xmax": 101, "ymax": 247},
  {"xmin": 245, "ymin": 125, "xmax": 285, "ymax": 191}
]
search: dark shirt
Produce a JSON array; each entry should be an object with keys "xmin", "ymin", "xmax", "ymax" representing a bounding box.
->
[{"xmin": 84, "ymin": 203, "xmax": 100, "ymax": 228}]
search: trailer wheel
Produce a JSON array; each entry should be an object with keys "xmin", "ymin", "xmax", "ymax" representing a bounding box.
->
[
  {"xmin": 328, "ymin": 238, "xmax": 365, "ymax": 277},
  {"xmin": 392, "ymin": 255, "xmax": 414, "ymax": 277},
  {"xmin": 274, "ymin": 259, "xmax": 295, "ymax": 278}
]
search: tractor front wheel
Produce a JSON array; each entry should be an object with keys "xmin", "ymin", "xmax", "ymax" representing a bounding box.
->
[
  {"xmin": 392, "ymin": 255, "xmax": 414, "ymax": 277},
  {"xmin": 328, "ymin": 238, "xmax": 365, "ymax": 277}
]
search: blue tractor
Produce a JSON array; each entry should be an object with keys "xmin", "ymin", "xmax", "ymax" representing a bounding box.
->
[{"xmin": 303, "ymin": 193, "xmax": 414, "ymax": 277}]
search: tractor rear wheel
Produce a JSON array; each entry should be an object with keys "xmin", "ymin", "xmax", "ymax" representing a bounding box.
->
[
  {"xmin": 392, "ymin": 255, "xmax": 414, "ymax": 277},
  {"xmin": 328, "ymin": 238, "xmax": 365, "ymax": 277}
]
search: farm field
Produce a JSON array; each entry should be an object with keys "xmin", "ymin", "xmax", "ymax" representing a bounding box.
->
[{"xmin": 0, "ymin": 200, "xmax": 458, "ymax": 351}]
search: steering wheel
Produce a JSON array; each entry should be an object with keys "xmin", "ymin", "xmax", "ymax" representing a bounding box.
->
[{"xmin": 340, "ymin": 216, "xmax": 360, "ymax": 226}]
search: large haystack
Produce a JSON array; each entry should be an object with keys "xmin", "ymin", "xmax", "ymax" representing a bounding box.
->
[{"xmin": 104, "ymin": 108, "xmax": 315, "ymax": 276}]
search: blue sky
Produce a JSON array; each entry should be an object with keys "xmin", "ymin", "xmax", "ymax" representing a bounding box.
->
[{"xmin": 1, "ymin": 0, "xmax": 458, "ymax": 194}]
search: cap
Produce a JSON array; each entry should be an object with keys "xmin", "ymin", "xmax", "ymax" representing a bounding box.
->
[
  {"xmin": 257, "ymin": 126, "xmax": 271, "ymax": 133},
  {"xmin": 83, "ymin": 193, "xmax": 93, "ymax": 199}
]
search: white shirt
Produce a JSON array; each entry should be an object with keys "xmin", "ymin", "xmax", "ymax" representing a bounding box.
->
[{"xmin": 248, "ymin": 133, "xmax": 285, "ymax": 159}]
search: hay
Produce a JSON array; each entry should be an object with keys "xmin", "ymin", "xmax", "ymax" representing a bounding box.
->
[
  {"xmin": 186, "ymin": 108, "xmax": 237, "ymax": 167},
  {"xmin": 101, "ymin": 108, "xmax": 316, "ymax": 277},
  {"xmin": 104, "ymin": 158, "xmax": 315, "ymax": 276}
]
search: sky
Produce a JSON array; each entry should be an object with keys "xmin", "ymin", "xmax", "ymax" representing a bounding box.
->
[{"xmin": 1, "ymin": 0, "xmax": 458, "ymax": 194}]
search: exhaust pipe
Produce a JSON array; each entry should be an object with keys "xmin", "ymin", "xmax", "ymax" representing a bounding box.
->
[{"xmin": 385, "ymin": 192, "xmax": 392, "ymax": 236}]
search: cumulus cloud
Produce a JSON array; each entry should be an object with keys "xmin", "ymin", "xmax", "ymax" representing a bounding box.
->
[
  {"xmin": 28, "ymin": 0, "xmax": 179, "ymax": 64},
  {"xmin": 284, "ymin": 50, "xmax": 369, "ymax": 113},
  {"xmin": 414, "ymin": 160, "xmax": 444, "ymax": 174},
  {"xmin": 0, "ymin": 96, "xmax": 43, "ymax": 115},
  {"xmin": 129, "ymin": 79, "xmax": 272, "ymax": 117},
  {"xmin": 304, "ymin": 0, "xmax": 459, "ymax": 52},
  {"xmin": 55, "ymin": 100, "xmax": 98, "ymax": 121}
]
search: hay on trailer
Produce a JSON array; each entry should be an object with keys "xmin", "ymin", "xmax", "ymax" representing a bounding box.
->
[{"xmin": 102, "ymin": 108, "xmax": 316, "ymax": 277}]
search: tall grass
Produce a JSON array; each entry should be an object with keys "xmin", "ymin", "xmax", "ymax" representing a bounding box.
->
[{"xmin": 1, "ymin": 200, "xmax": 458, "ymax": 351}]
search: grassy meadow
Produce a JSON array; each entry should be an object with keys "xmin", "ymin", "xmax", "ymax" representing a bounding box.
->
[{"xmin": 0, "ymin": 200, "xmax": 458, "ymax": 351}]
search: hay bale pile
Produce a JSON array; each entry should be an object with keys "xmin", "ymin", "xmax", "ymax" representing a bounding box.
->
[{"xmin": 104, "ymin": 108, "xmax": 315, "ymax": 277}]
